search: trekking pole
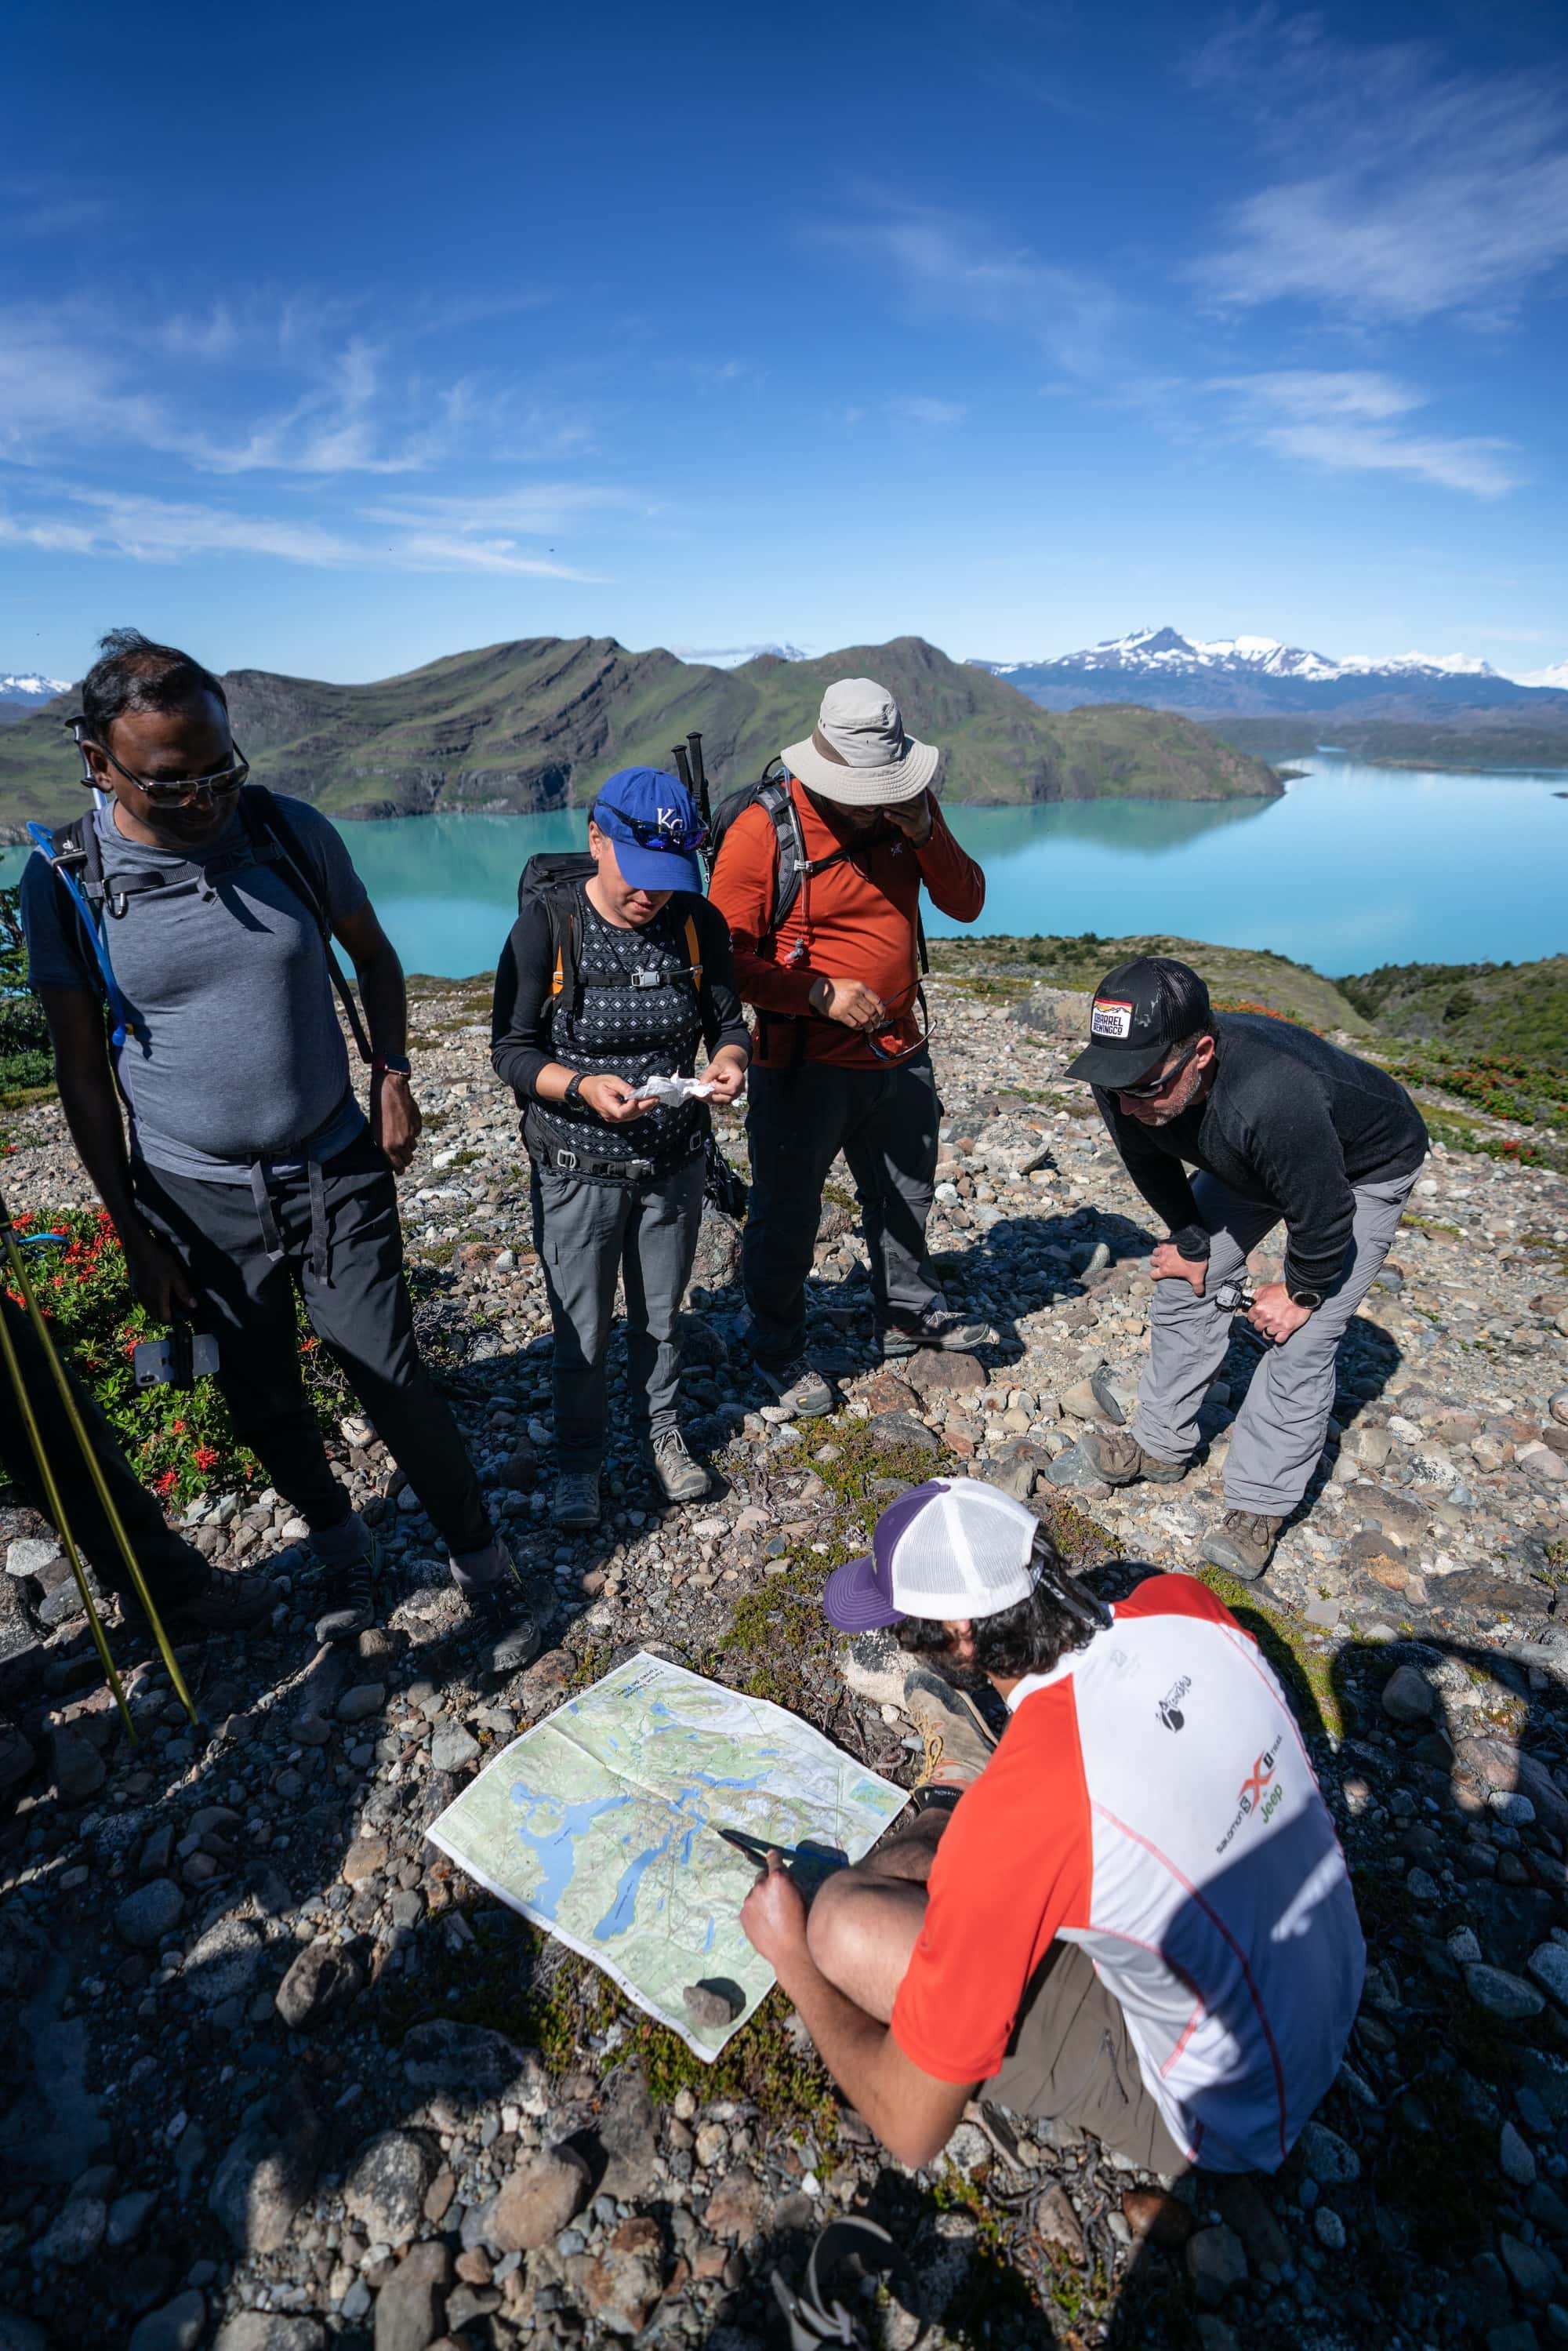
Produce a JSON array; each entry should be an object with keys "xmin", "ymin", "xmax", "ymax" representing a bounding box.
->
[
  {"xmin": 0, "ymin": 1281, "xmax": 136, "ymax": 1743},
  {"xmin": 686, "ymin": 733, "xmax": 711, "ymax": 834},
  {"xmin": 0, "ymin": 1189, "xmax": 201, "ymax": 1731},
  {"xmin": 670, "ymin": 743, "xmax": 695, "ymax": 796}
]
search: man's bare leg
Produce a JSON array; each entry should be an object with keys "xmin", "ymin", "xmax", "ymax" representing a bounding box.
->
[{"xmin": 805, "ymin": 1811, "xmax": 949, "ymax": 2022}]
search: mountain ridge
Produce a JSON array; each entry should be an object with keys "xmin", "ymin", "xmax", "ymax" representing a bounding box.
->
[
  {"xmin": 0, "ymin": 633, "xmax": 1280, "ymax": 836},
  {"xmin": 973, "ymin": 625, "xmax": 1568, "ymax": 721}
]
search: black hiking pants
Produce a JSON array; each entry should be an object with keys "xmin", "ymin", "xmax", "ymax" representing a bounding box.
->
[
  {"xmin": 0, "ymin": 1291, "xmax": 207, "ymax": 1604},
  {"xmin": 742, "ymin": 1050, "xmax": 942, "ymax": 1363},
  {"xmin": 133, "ymin": 1132, "xmax": 492, "ymax": 1555}
]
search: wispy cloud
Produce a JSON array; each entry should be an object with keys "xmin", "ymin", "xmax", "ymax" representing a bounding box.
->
[
  {"xmin": 0, "ymin": 485, "xmax": 605, "ymax": 576},
  {"xmin": 819, "ymin": 197, "xmax": 1126, "ymax": 380},
  {"xmin": 1189, "ymin": 13, "xmax": 1568, "ymax": 325},
  {"xmin": 888, "ymin": 396, "xmax": 967, "ymax": 427},
  {"xmin": 1207, "ymin": 371, "xmax": 1521, "ymax": 496}
]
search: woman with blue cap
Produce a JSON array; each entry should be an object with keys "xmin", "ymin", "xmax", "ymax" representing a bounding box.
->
[{"xmin": 491, "ymin": 768, "xmax": 750, "ymax": 1527}]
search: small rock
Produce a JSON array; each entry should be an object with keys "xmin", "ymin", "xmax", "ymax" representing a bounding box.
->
[
  {"xmin": 704, "ymin": 2168, "xmax": 767, "ymax": 2241},
  {"xmin": 128, "ymin": 2292, "xmax": 206, "ymax": 2351},
  {"xmin": 184, "ymin": 1916, "xmax": 267, "ymax": 2008},
  {"xmin": 683, "ymin": 1980, "xmax": 744, "ymax": 2031},
  {"xmin": 116, "ymin": 1879, "xmax": 185, "ymax": 1949},
  {"xmin": 6, "ymin": 1535, "xmax": 61, "ymax": 1578},
  {"xmin": 1061, "ymin": 1377, "xmax": 1115, "ymax": 1423},
  {"xmin": 1500, "ymin": 2233, "xmax": 1559, "ymax": 2302},
  {"xmin": 1120, "ymin": 2189, "xmax": 1194, "ymax": 2249},
  {"xmin": 51, "ymin": 1724, "xmax": 106, "ymax": 1801},
  {"xmin": 107, "ymin": 2190, "xmax": 158, "ymax": 2247},
  {"xmin": 565, "ymin": 2215, "xmax": 664, "ymax": 2339},
  {"xmin": 1503, "ymin": 2120, "xmax": 1539, "ymax": 2187},
  {"xmin": 373, "ymin": 2240, "xmax": 451, "ymax": 2351},
  {"xmin": 343, "ymin": 1836, "xmax": 390, "ymax": 1884},
  {"xmin": 1185, "ymin": 2224, "xmax": 1248, "ymax": 2306},
  {"xmin": 274, "ymin": 1939, "xmax": 363, "ymax": 2031},
  {"xmin": 903, "ymin": 1349, "xmax": 987, "ymax": 1398},
  {"xmin": 31, "ymin": 2196, "xmax": 106, "ymax": 2266},
  {"xmin": 1314, "ymin": 2207, "xmax": 1347, "ymax": 2251},
  {"xmin": 1468, "ymin": 1964, "xmax": 1546, "ymax": 2022},
  {"xmin": 1036, "ymin": 2182, "xmax": 1085, "ymax": 2262},
  {"xmin": 400, "ymin": 2020, "xmax": 533, "ymax": 2103},
  {"xmin": 430, "ymin": 1724, "xmax": 480, "ymax": 1774},
  {"xmin": 209, "ymin": 2089, "xmax": 321, "ymax": 2255},
  {"xmin": 1298, "ymin": 2121, "xmax": 1361, "ymax": 2186},
  {"xmin": 1381, "ymin": 1663, "xmax": 1436, "ymax": 1723},
  {"xmin": 214, "ymin": 2317, "xmax": 326, "ymax": 2351},
  {"xmin": 336, "ymin": 1682, "xmax": 386, "ymax": 1724},
  {"xmin": 345, "ymin": 2131, "xmax": 437, "ymax": 2248},
  {"xmin": 1549, "ymin": 1390, "xmax": 1568, "ymax": 1430},
  {"xmin": 488, "ymin": 2146, "xmax": 591, "ymax": 2253}
]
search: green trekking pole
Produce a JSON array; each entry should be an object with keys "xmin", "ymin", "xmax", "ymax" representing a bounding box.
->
[{"xmin": 0, "ymin": 1187, "xmax": 201, "ymax": 1731}]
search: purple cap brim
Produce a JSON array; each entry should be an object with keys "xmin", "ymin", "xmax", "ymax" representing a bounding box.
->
[
  {"xmin": 611, "ymin": 834, "xmax": 704, "ymax": 896},
  {"xmin": 822, "ymin": 1554, "xmax": 907, "ymax": 1633}
]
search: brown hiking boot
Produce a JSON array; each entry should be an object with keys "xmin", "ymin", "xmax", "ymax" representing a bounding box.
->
[
  {"xmin": 1201, "ymin": 1511, "xmax": 1283, "ymax": 1582},
  {"xmin": 154, "ymin": 1566, "xmax": 277, "ymax": 1640},
  {"xmin": 1080, "ymin": 1426, "xmax": 1189, "ymax": 1487},
  {"xmin": 902, "ymin": 1668, "xmax": 998, "ymax": 1797}
]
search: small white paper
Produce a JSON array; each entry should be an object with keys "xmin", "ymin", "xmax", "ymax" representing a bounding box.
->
[{"xmin": 637, "ymin": 1072, "xmax": 716, "ymax": 1105}]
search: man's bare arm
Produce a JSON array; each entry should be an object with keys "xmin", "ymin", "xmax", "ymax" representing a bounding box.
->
[
  {"xmin": 334, "ymin": 902, "xmax": 421, "ymax": 1175},
  {"xmin": 38, "ymin": 988, "xmax": 194, "ymax": 1320}
]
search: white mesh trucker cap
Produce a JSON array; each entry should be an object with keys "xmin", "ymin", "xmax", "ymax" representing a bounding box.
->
[{"xmin": 822, "ymin": 1478, "xmax": 1042, "ymax": 1631}]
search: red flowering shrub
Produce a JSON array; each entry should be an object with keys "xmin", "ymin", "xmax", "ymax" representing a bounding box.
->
[{"xmin": 5, "ymin": 1205, "xmax": 347, "ymax": 1506}]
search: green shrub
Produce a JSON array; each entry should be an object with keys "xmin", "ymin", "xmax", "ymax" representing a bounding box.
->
[
  {"xmin": 0, "ymin": 885, "xmax": 53, "ymax": 1100},
  {"xmin": 4, "ymin": 1204, "xmax": 346, "ymax": 1504}
]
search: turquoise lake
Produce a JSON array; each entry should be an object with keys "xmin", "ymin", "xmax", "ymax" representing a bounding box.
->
[{"xmin": 5, "ymin": 754, "xmax": 1563, "ymax": 978}]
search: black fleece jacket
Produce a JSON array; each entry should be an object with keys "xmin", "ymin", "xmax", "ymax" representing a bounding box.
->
[{"xmin": 1094, "ymin": 1013, "xmax": 1428, "ymax": 1294}]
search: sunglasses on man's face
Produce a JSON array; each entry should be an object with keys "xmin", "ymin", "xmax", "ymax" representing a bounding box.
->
[
  {"xmin": 86, "ymin": 737, "xmax": 251, "ymax": 808},
  {"xmin": 1116, "ymin": 1039, "xmax": 1200, "ymax": 1102}
]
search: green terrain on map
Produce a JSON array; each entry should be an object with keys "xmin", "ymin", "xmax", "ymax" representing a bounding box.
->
[{"xmin": 427, "ymin": 1653, "xmax": 909, "ymax": 2057}]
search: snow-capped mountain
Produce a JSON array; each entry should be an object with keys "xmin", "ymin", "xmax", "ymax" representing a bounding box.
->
[
  {"xmin": 975, "ymin": 627, "xmax": 1559, "ymax": 719},
  {"xmin": 675, "ymin": 642, "xmax": 811, "ymax": 669},
  {"xmin": 1514, "ymin": 656, "xmax": 1568, "ymax": 691},
  {"xmin": 0, "ymin": 671, "xmax": 71, "ymax": 729}
]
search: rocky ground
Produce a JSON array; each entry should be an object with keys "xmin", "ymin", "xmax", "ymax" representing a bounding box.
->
[{"xmin": 2, "ymin": 965, "xmax": 1568, "ymax": 2351}]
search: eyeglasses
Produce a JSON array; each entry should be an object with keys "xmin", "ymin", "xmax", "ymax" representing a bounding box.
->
[
  {"xmin": 83, "ymin": 736, "xmax": 251, "ymax": 808},
  {"xmin": 1116, "ymin": 1039, "xmax": 1200, "ymax": 1101},
  {"xmin": 595, "ymin": 805, "xmax": 709, "ymax": 855}
]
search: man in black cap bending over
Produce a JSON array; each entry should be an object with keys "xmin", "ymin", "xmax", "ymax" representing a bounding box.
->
[{"xmin": 1051, "ymin": 958, "xmax": 1426, "ymax": 1579}]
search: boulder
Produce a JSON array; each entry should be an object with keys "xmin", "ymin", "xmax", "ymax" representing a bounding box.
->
[
  {"xmin": 488, "ymin": 2144, "xmax": 591, "ymax": 2253},
  {"xmin": 344, "ymin": 2131, "xmax": 438, "ymax": 2249},
  {"xmin": 373, "ymin": 2240, "xmax": 451, "ymax": 2351},
  {"xmin": 274, "ymin": 1939, "xmax": 363, "ymax": 2032},
  {"xmin": 116, "ymin": 1879, "xmax": 185, "ymax": 1950},
  {"xmin": 209, "ymin": 2087, "xmax": 322, "ymax": 2255}
]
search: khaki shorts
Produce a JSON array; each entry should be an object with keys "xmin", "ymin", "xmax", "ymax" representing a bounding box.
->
[{"xmin": 987, "ymin": 1941, "xmax": 1191, "ymax": 2175}]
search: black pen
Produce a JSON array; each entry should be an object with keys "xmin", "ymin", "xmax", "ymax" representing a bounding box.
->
[{"xmin": 716, "ymin": 1825, "xmax": 813, "ymax": 1865}]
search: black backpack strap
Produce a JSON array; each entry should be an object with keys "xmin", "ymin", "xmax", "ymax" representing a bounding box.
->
[{"xmin": 238, "ymin": 787, "xmax": 372, "ymax": 1064}]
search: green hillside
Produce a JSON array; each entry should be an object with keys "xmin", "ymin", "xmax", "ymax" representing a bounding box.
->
[
  {"xmin": 931, "ymin": 930, "xmax": 1370, "ymax": 1034},
  {"xmin": 0, "ymin": 634, "xmax": 1279, "ymax": 836},
  {"xmin": 1338, "ymin": 955, "xmax": 1568, "ymax": 1069},
  {"xmin": 1208, "ymin": 713, "xmax": 1568, "ymax": 772}
]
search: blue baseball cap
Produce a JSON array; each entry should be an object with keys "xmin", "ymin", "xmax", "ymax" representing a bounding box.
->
[{"xmin": 590, "ymin": 767, "xmax": 706, "ymax": 895}]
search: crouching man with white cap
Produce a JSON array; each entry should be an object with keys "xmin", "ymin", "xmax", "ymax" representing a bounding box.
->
[{"xmin": 740, "ymin": 1479, "xmax": 1364, "ymax": 2174}]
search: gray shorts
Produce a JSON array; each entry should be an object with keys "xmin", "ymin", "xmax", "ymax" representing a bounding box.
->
[{"xmin": 988, "ymin": 1941, "xmax": 1190, "ymax": 2175}]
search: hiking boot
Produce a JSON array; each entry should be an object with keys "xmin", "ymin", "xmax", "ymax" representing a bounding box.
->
[
  {"xmin": 156, "ymin": 1565, "xmax": 277, "ymax": 1641},
  {"xmin": 1079, "ymin": 1426, "xmax": 1189, "ymax": 1488},
  {"xmin": 878, "ymin": 1305, "xmax": 992, "ymax": 1360},
  {"xmin": 313, "ymin": 1526, "xmax": 381, "ymax": 1645},
  {"xmin": 460, "ymin": 1548, "xmax": 545, "ymax": 1677},
  {"xmin": 903, "ymin": 1666, "xmax": 998, "ymax": 1797},
  {"xmin": 1201, "ymin": 1511, "xmax": 1283, "ymax": 1582},
  {"xmin": 752, "ymin": 1352, "xmax": 834, "ymax": 1419},
  {"xmin": 553, "ymin": 1469, "xmax": 601, "ymax": 1530},
  {"xmin": 648, "ymin": 1429, "xmax": 710, "ymax": 1505}
]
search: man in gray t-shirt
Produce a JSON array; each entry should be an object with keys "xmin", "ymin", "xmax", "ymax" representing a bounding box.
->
[{"xmin": 21, "ymin": 628, "xmax": 538, "ymax": 1671}]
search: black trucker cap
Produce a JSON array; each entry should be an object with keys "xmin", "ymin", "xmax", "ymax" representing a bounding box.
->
[{"xmin": 1066, "ymin": 957, "xmax": 1213, "ymax": 1088}]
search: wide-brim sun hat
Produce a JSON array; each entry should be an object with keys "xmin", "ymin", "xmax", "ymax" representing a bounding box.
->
[
  {"xmin": 822, "ymin": 1477, "xmax": 1042, "ymax": 1630},
  {"xmin": 782, "ymin": 676, "xmax": 940, "ymax": 806}
]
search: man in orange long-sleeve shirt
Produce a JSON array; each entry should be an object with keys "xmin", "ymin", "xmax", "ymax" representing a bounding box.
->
[{"xmin": 708, "ymin": 677, "xmax": 989, "ymax": 1416}]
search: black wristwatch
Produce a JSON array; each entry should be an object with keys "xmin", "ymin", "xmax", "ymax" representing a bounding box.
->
[
  {"xmin": 564, "ymin": 1072, "xmax": 586, "ymax": 1105},
  {"xmin": 1287, "ymin": 1284, "xmax": 1323, "ymax": 1310},
  {"xmin": 910, "ymin": 1784, "xmax": 964, "ymax": 1818}
]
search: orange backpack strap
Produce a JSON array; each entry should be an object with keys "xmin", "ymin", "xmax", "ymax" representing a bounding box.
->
[{"xmin": 682, "ymin": 914, "xmax": 703, "ymax": 987}]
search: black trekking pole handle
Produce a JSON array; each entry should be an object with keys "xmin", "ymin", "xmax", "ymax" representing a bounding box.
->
[
  {"xmin": 671, "ymin": 744, "xmax": 695, "ymax": 795},
  {"xmin": 686, "ymin": 732, "xmax": 711, "ymax": 831}
]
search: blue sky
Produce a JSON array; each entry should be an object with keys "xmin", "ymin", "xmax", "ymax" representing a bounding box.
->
[{"xmin": 2, "ymin": 0, "xmax": 1566, "ymax": 683}]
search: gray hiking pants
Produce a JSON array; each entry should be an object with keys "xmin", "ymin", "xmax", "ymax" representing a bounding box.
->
[
  {"xmin": 1132, "ymin": 1167, "xmax": 1421, "ymax": 1517},
  {"xmin": 742, "ymin": 1052, "xmax": 942, "ymax": 1363},
  {"xmin": 530, "ymin": 1150, "xmax": 705, "ymax": 1471}
]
